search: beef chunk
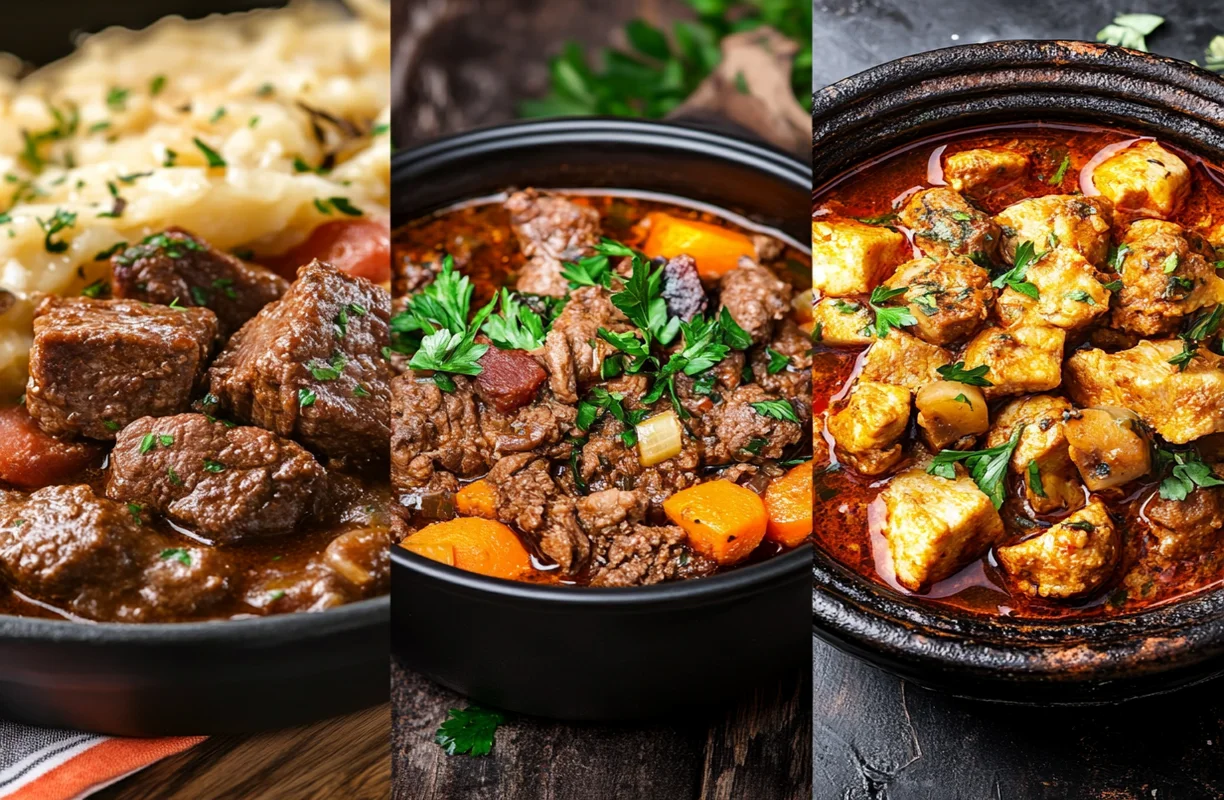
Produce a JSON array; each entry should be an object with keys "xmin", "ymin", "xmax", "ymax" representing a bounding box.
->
[
  {"xmin": 473, "ymin": 336, "xmax": 546, "ymax": 413},
  {"xmin": 751, "ymin": 318, "xmax": 813, "ymax": 420},
  {"xmin": 661, "ymin": 254, "xmax": 708, "ymax": 322},
  {"xmin": 208, "ymin": 260, "xmax": 391, "ymax": 465},
  {"xmin": 1145, "ymin": 486, "xmax": 1224, "ymax": 560},
  {"xmin": 107, "ymin": 414, "xmax": 327, "ymax": 543},
  {"xmin": 576, "ymin": 419, "xmax": 703, "ymax": 517},
  {"xmin": 700, "ymin": 384, "xmax": 804, "ymax": 465},
  {"xmin": 112, "ymin": 228, "xmax": 289, "ymax": 338},
  {"xmin": 0, "ymin": 484, "xmax": 234, "ymax": 621},
  {"xmin": 487, "ymin": 454, "xmax": 589, "ymax": 573},
  {"xmin": 540, "ymin": 286, "xmax": 632, "ymax": 403},
  {"xmin": 718, "ymin": 260, "xmax": 791, "ymax": 344},
  {"xmin": 26, "ymin": 297, "xmax": 217, "ymax": 441},
  {"xmin": 505, "ymin": 189, "xmax": 601, "ymax": 297}
]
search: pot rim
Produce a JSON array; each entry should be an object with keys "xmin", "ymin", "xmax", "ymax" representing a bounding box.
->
[
  {"xmin": 391, "ymin": 116, "xmax": 813, "ymax": 609},
  {"xmin": 811, "ymin": 40, "xmax": 1224, "ymax": 690}
]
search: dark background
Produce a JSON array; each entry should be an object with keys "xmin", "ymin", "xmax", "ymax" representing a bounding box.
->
[{"xmin": 812, "ymin": 2, "xmax": 1224, "ymax": 799}]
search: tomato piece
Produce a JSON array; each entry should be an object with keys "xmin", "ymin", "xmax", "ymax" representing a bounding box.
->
[
  {"xmin": 265, "ymin": 218, "xmax": 390, "ymax": 284},
  {"xmin": 0, "ymin": 405, "xmax": 103, "ymax": 489}
]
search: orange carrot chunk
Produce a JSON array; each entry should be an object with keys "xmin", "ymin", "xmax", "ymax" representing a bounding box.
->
[
  {"xmin": 641, "ymin": 212, "xmax": 757, "ymax": 279},
  {"xmin": 401, "ymin": 518, "xmax": 531, "ymax": 580},
  {"xmin": 763, "ymin": 462, "xmax": 813, "ymax": 547},
  {"xmin": 455, "ymin": 479, "xmax": 498, "ymax": 519},
  {"xmin": 663, "ymin": 479, "xmax": 767, "ymax": 566}
]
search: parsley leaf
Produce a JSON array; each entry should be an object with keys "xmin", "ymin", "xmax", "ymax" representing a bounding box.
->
[
  {"xmin": 927, "ymin": 425, "xmax": 1024, "ymax": 509},
  {"xmin": 1169, "ymin": 305, "xmax": 1224, "ymax": 371},
  {"xmin": 38, "ymin": 208, "xmax": 76, "ymax": 253},
  {"xmin": 561, "ymin": 252, "xmax": 614, "ymax": 289},
  {"xmin": 750, "ymin": 398, "xmax": 799, "ymax": 423},
  {"xmin": 160, "ymin": 548, "xmax": 192, "ymax": 565},
  {"xmin": 1096, "ymin": 13, "xmax": 1164, "ymax": 51},
  {"xmin": 1156, "ymin": 447, "xmax": 1224, "ymax": 501},
  {"xmin": 936, "ymin": 361, "xmax": 993, "ymax": 386},
  {"xmin": 991, "ymin": 241, "xmax": 1042, "ymax": 298},
  {"xmin": 435, "ymin": 706, "xmax": 504, "ymax": 757},
  {"xmin": 867, "ymin": 284, "xmax": 917, "ymax": 337},
  {"xmin": 765, "ymin": 348, "xmax": 789, "ymax": 374},
  {"xmin": 1049, "ymin": 154, "xmax": 1071, "ymax": 185},
  {"xmin": 482, "ymin": 288, "xmax": 547, "ymax": 351},
  {"xmin": 192, "ymin": 137, "xmax": 227, "ymax": 168},
  {"xmin": 1027, "ymin": 459, "xmax": 1046, "ymax": 498}
]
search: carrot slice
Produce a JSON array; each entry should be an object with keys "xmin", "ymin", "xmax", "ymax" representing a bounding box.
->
[
  {"xmin": 456, "ymin": 479, "xmax": 498, "ymax": 519},
  {"xmin": 401, "ymin": 518, "xmax": 531, "ymax": 580},
  {"xmin": 641, "ymin": 212, "xmax": 756, "ymax": 279},
  {"xmin": 663, "ymin": 479, "xmax": 767, "ymax": 565},
  {"xmin": 763, "ymin": 462, "xmax": 813, "ymax": 547}
]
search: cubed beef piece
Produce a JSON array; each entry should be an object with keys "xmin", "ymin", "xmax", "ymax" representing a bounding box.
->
[
  {"xmin": 505, "ymin": 189, "xmax": 601, "ymax": 297},
  {"xmin": 112, "ymin": 228, "xmax": 289, "ymax": 338},
  {"xmin": 540, "ymin": 285, "xmax": 633, "ymax": 403},
  {"xmin": 0, "ymin": 484, "xmax": 234, "ymax": 621},
  {"xmin": 207, "ymin": 260, "xmax": 391, "ymax": 465},
  {"xmin": 26, "ymin": 297, "xmax": 217, "ymax": 441},
  {"xmin": 473, "ymin": 336, "xmax": 546, "ymax": 413},
  {"xmin": 106, "ymin": 413, "xmax": 328, "ymax": 543},
  {"xmin": 718, "ymin": 260, "xmax": 792, "ymax": 345}
]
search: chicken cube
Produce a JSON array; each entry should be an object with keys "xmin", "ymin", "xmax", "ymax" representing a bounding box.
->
[
  {"xmin": 882, "ymin": 256, "xmax": 995, "ymax": 345},
  {"xmin": 1063, "ymin": 408, "xmax": 1151, "ymax": 491},
  {"xmin": 879, "ymin": 468, "xmax": 1005, "ymax": 590},
  {"xmin": 858, "ymin": 329, "xmax": 952, "ymax": 391},
  {"xmin": 1065, "ymin": 340, "xmax": 1224, "ymax": 444},
  {"xmin": 1091, "ymin": 140, "xmax": 1191, "ymax": 219},
  {"xmin": 826, "ymin": 381, "xmax": 911, "ymax": 476},
  {"xmin": 811, "ymin": 297, "xmax": 873, "ymax": 347},
  {"xmin": 1145, "ymin": 485, "xmax": 1224, "ymax": 560},
  {"xmin": 897, "ymin": 188, "xmax": 1001, "ymax": 262},
  {"xmin": 996, "ymin": 500, "xmax": 1120, "ymax": 599},
  {"xmin": 986, "ymin": 395, "xmax": 1083, "ymax": 514},
  {"xmin": 812, "ymin": 217, "xmax": 909, "ymax": 296},
  {"xmin": 996, "ymin": 247, "xmax": 1111, "ymax": 331},
  {"xmin": 995, "ymin": 195, "xmax": 1114, "ymax": 268},
  {"xmin": 962, "ymin": 325, "xmax": 1066, "ymax": 399},
  {"xmin": 1111, "ymin": 219, "xmax": 1224, "ymax": 337},
  {"xmin": 944, "ymin": 148, "xmax": 1029, "ymax": 195}
]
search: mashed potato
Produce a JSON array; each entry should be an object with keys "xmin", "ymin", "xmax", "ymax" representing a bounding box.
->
[{"xmin": 0, "ymin": 0, "xmax": 389, "ymax": 400}]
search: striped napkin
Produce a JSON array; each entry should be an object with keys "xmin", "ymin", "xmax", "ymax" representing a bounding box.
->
[{"xmin": 0, "ymin": 724, "xmax": 203, "ymax": 800}]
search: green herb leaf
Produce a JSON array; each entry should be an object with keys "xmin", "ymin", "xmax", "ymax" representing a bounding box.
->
[
  {"xmin": 298, "ymin": 388, "xmax": 318, "ymax": 407},
  {"xmin": 1162, "ymin": 252, "xmax": 1180, "ymax": 274},
  {"xmin": 1097, "ymin": 13, "xmax": 1164, "ymax": 51},
  {"xmin": 868, "ymin": 284, "xmax": 917, "ymax": 338},
  {"xmin": 1027, "ymin": 459, "xmax": 1046, "ymax": 498},
  {"xmin": 765, "ymin": 348, "xmax": 789, "ymax": 374},
  {"xmin": 192, "ymin": 137, "xmax": 227, "ymax": 168},
  {"xmin": 482, "ymin": 288, "xmax": 547, "ymax": 351},
  {"xmin": 927, "ymin": 425, "xmax": 1024, "ymax": 508},
  {"xmin": 1049, "ymin": 155, "xmax": 1071, "ymax": 185},
  {"xmin": 750, "ymin": 398, "xmax": 799, "ymax": 423},
  {"xmin": 203, "ymin": 459, "xmax": 226, "ymax": 473},
  {"xmin": 139, "ymin": 433, "xmax": 157, "ymax": 454},
  {"xmin": 160, "ymin": 547, "xmax": 191, "ymax": 565},
  {"xmin": 150, "ymin": 75, "xmax": 167, "ymax": 96},
  {"xmin": 936, "ymin": 361, "xmax": 993, "ymax": 387},
  {"xmin": 435, "ymin": 706, "xmax": 504, "ymax": 757},
  {"xmin": 1065, "ymin": 289, "xmax": 1095, "ymax": 305},
  {"xmin": 1157, "ymin": 447, "xmax": 1224, "ymax": 501},
  {"xmin": 37, "ymin": 208, "xmax": 76, "ymax": 253}
]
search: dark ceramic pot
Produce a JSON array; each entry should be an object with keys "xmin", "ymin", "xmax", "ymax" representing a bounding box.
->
[
  {"xmin": 811, "ymin": 40, "xmax": 1224, "ymax": 704},
  {"xmin": 391, "ymin": 118, "xmax": 812, "ymax": 721}
]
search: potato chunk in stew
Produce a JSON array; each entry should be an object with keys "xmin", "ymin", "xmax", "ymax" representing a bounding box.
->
[
  {"xmin": 987, "ymin": 395, "xmax": 1083, "ymax": 515},
  {"xmin": 915, "ymin": 381, "xmax": 988, "ymax": 452},
  {"xmin": 878, "ymin": 468, "xmax": 1005, "ymax": 591},
  {"xmin": 811, "ymin": 217, "xmax": 908, "ymax": 296},
  {"xmin": 1062, "ymin": 407, "xmax": 1151, "ymax": 491},
  {"xmin": 897, "ymin": 188, "xmax": 1000, "ymax": 262},
  {"xmin": 827, "ymin": 382, "xmax": 911, "ymax": 476},
  {"xmin": 943, "ymin": 148, "xmax": 1029, "ymax": 195},
  {"xmin": 882, "ymin": 256, "xmax": 994, "ymax": 346},
  {"xmin": 1092, "ymin": 140, "xmax": 1191, "ymax": 219},
  {"xmin": 995, "ymin": 195, "xmax": 1113, "ymax": 268},
  {"xmin": 1065, "ymin": 341, "xmax": 1224, "ymax": 444},
  {"xmin": 996, "ymin": 500, "xmax": 1119, "ymax": 599},
  {"xmin": 961, "ymin": 325, "xmax": 1065, "ymax": 399}
]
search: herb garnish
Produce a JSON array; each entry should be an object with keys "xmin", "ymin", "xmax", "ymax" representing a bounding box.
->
[
  {"xmin": 991, "ymin": 241, "xmax": 1041, "ymax": 299},
  {"xmin": 927, "ymin": 425, "xmax": 1024, "ymax": 509},
  {"xmin": 1096, "ymin": 13, "xmax": 1164, "ymax": 51},
  {"xmin": 936, "ymin": 361, "xmax": 993, "ymax": 387},
  {"xmin": 1168, "ymin": 304, "xmax": 1223, "ymax": 371},
  {"xmin": 866, "ymin": 284, "xmax": 917, "ymax": 337},
  {"xmin": 192, "ymin": 137, "xmax": 227, "ymax": 168},
  {"xmin": 1027, "ymin": 459, "xmax": 1046, "ymax": 498},
  {"xmin": 160, "ymin": 548, "xmax": 192, "ymax": 565},
  {"xmin": 765, "ymin": 348, "xmax": 789, "ymax": 374},
  {"xmin": 308, "ymin": 352, "xmax": 348, "ymax": 381},
  {"xmin": 37, "ymin": 208, "xmax": 76, "ymax": 253},
  {"xmin": 1156, "ymin": 446, "xmax": 1224, "ymax": 501},
  {"xmin": 482, "ymin": 288, "xmax": 547, "ymax": 351},
  {"xmin": 750, "ymin": 398, "xmax": 799, "ymax": 423},
  {"xmin": 1049, "ymin": 155, "xmax": 1071, "ymax": 185},
  {"xmin": 435, "ymin": 706, "xmax": 504, "ymax": 757},
  {"xmin": 298, "ymin": 388, "xmax": 318, "ymax": 407}
]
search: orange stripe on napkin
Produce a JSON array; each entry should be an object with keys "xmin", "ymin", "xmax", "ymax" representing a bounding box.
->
[{"xmin": 7, "ymin": 737, "xmax": 204, "ymax": 800}]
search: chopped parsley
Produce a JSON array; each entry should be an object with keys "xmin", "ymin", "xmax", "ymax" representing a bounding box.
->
[
  {"xmin": 353, "ymin": 384, "xmax": 371, "ymax": 398},
  {"xmin": 953, "ymin": 393, "xmax": 973, "ymax": 408},
  {"xmin": 37, "ymin": 208, "xmax": 76, "ymax": 253},
  {"xmin": 561, "ymin": 243, "xmax": 618, "ymax": 288},
  {"xmin": 936, "ymin": 361, "xmax": 993, "ymax": 387},
  {"xmin": 315, "ymin": 196, "xmax": 363, "ymax": 217},
  {"xmin": 192, "ymin": 137, "xmax": 227, "ymax": 168},
  {"xmin": 105, "ymin": 87, "xmax": 130, "ymax": 111},
  {"xmin": 765, "ymin": 348, "xmax": 789, "ymax": 374},
  {"xmin": 160, "ymin": 548, "xmax": 192, "ymax": 565},
  {"xmin": 1162, "ymin": 252, "xmax": 1180, "ymax": 274},
  {"xmin": 81, "ymin": 279, "xmax": 109, "ymax": 299},
  {"xmin": 102, "ymin": 420, "xmax": 121, "ymax": 432},
  {"xmin": 750, "ymin": 398, "xmax": 799, "ymax": 423},
  {"xmin": 127, "ymin": 502, "xmax": 143, "ymax": 524},
  {"xmin": 482, "ymin": 288, "xmax": 547, "ymax": 351},
  {"xmin": 1027, "ymin": 459, "xmax": 1046, "ymax": 498},
  {"xmin": 150, "ymin": 74, "xmax": 167, "ymax": 96},
  {"xmin": 1049, "ymin": 154, "xmax": 1071, "ymax": 185},
  {"xmin": 1065, "ymin": 289, "xmax": 1095, "ymax": 305},
  {"xmin": 298, "ymin": 388, "xmax": 318, "ymax": 407},
  {"xmin": 1156, "ymin": 446, "xmax": 1224, "ymax": 501},
  {"xmin": 991, "ymin": 240, "xmax": 1041, "ymax": 299},
  {"xmin": 209, "ymin": 107, "xmax": 227, "ymax": 124},
  {"xmin": 167, "ymin": 465, "xmax": 184, "ymax": 486},
  {"xmin": 866, "ymin": 284, "xmax": 917, "ymax": 337},
  {"xmin": 576, "ymin": 387, "xmax": 648, "ymax": 446},
  {"xmin": 163, "ymin": 148, "xmax": 178, "ymax": 168},
  {"xmin": 927, "ymin": 425, "xmax": 1024, "ymax": 509},
  {"xmin": 1168, "ymin": 305, "xmax": 1223, "ymax": 371},
  {"xmin": 308, "ymin": 352, "xmax": 348, "ymax": 381},
  {"xmin": 203, "ymin": 459, "xmax": 226, "ymax": 473}
]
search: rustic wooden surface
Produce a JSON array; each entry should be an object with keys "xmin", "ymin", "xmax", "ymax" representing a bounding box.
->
[
  {"xmin": 391, "ymin": 655, "xmax": 811, "ymax": 800},
  {"xmin": 99, "ymin": 705, "xmax": 391, "ymax": 800},
  {"xmin": 811, "ymin": 3, "xmax": 1224, "ymax": 800}
]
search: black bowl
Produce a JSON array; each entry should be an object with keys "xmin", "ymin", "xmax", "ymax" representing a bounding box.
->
[
  {"xmin": 0, "ymin": 597, "xmax": 388, "ymax": 735},
  {"xmin": 811, "ymin": 40, "xmax": 1224, "ymax": 704},
  {"xmin": 391, "ymin": 118, "xmax": 812, "ymax": 721}
]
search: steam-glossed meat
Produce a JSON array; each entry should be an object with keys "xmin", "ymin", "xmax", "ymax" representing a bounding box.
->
[
  {"xmin": 106, "ymin": 414, "xmax": 328, "ymax": 543},
  {"xmin": 505, "ymin": 189, "xmax": 600, "ymax": 297},
  {"xmin": 473, "ymin": 337, "xmax": 546, "ymax": 413},
  {"xmin": 208, "ymin": 259, "xmax": 391, "ymax": 465},
  {"xmin": 111, "ymin": 228, "xmax": 289, "ymax": 338},
  {"xmin": 26, "ymin": 297, "xmax": 217, "ymax": 441}
]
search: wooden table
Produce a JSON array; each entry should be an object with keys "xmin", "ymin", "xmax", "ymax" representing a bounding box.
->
[
  {"xmin": 391, "ymin": 656, "xmax": 811, "ymax": 800},
  {"xmin": 811, "ymin": 2, "xmax": 1224, "ymax": 798},
  {"xmin": 99, "ymin": 706, "xmax": 391, "ymax": 800}
]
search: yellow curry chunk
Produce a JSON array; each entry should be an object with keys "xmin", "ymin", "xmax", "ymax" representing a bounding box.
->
[
  {"xmin": 944, "ymin": 148, "xmax": 1029, "ymax": 195},
  {"xmin": 858, "ymin": 329, "xmax": 952, "ymax": 391},
  {"xmin": 1112, "ymin": 219, "xmax": 1224, "ymax": 337},
  {"xmin": 986, "ymin": 395, "xmax": 1084, "ymax": 514},
  {"xmin": 1092, "ymin": 140, "xmax": 1191, "ymax": 219},
  {"xmin": 961, "ymin": 325, "xmax": 1065, "ymax": 399},
  {"xmin": 882, "ymin": 256, "xmax": 995, "ymax": 345},
  {"xmin": 879, "ymin": 468, "xmax": 1005, "ymax": 591},
  {"xmin": 897, "ymin": 188, "xmax": 1001, "ymax": 262},
  {"xmin": 996, "ymin": 247, "xmax": 1111, "ymax": 331},
  {"xmin": 811, "ymin": 297, "xmax": 873, "ymax": 346},
  {"xmin": 812, "ymin": 217, "xmax": 909, "ymax": 296},
  {"xmin": 995, "ymin": 194, "xmax": 1114, "ymax": 268},
  {"xmin": 996, "ymin": 500, "xmax": 1120, "ymax": 599},
  {"xmin": 827, "ymin": 381, "xmax": 911, "ymax": 476},
  {"xmin": 1065, "ymin": 340, "xmax": 1224, "ymax": 445}
]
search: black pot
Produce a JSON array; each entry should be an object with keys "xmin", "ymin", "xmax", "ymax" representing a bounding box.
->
[
  {"xmin": 0, "ymin": 598, "xmax": 388, "ymax": 735},
  {"xmin": 811, "ymin": 40, "xmax": 1224, "ymax": 704},
  {"xmin": 391, "ymin": 118, "xmax": 812, "ymax": 721}
]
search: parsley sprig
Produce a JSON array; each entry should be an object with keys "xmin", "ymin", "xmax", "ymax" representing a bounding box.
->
[
  {"xmin": 867, "ymin": 284, "xmax": 917, "ymax": 337},
  {"xmin": 397, "ymin": 255, "xmax": 496, "ymax": 380},
  {"xmin": 482, "ymin": 288, "xmax": 547, "ymax": 351},
  {"xmin": 435, "ymin": 706, "xmax": 504, "ymax": 757},
  {"xmin": 991, "ymin": 241, "xmax": 1042, "ymax": 299},
  {"xmin": 1168, "ymin": 305, "xmax": 1223, "ymax": 371},
  {"xmin": 927, "ymin": 425, "xmax": 1024, "ymax": 509},
  {"xmin": 576, "ymin": 387, "xmax": 649, "ymax": 446},
  {"xmin": 1156, "ymin": 446, "xmax": 1224, "ymax": 501},
  {"xmin": 936, "ymin": 361, "xmax": 993, "ymax": 387}
]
